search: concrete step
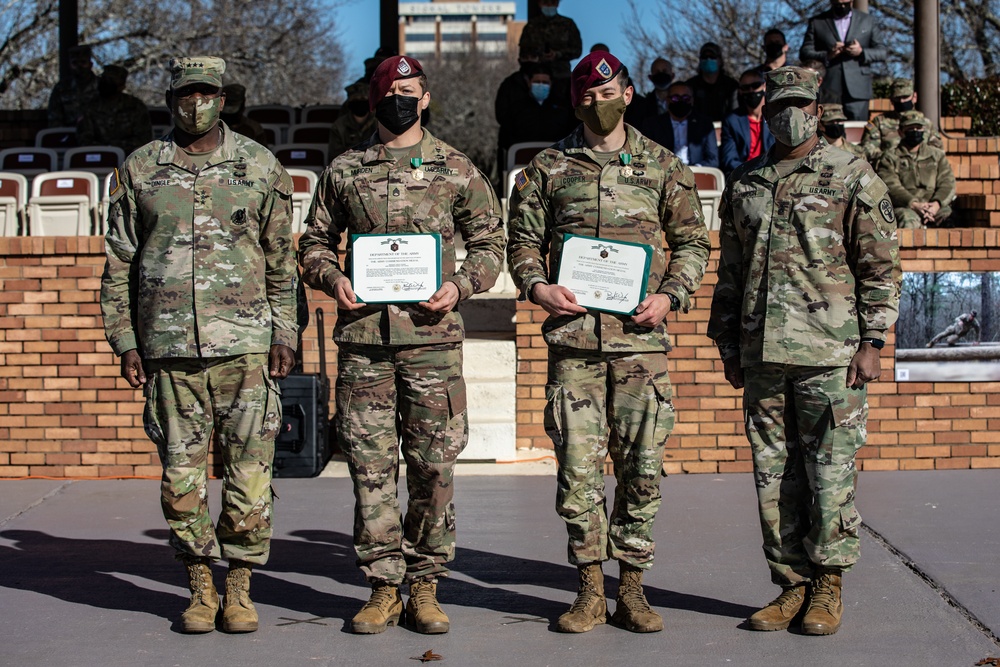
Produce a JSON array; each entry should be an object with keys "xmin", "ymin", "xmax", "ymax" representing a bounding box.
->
[{"xmin": 460, "ymin": 335, "xmax": 516, "ymax": 461}]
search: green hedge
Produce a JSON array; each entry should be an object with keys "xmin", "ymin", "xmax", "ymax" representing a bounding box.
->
[{"xmin": 942, "ymin": 76, "xmax": 1000, "ymax": 137}]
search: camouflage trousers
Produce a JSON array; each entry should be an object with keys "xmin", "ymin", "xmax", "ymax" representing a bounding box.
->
[
  {"xmin": 143, "ymin": 353, "xmax": 281, "ymax": 565},
  {"xmin": 928, "ymin": 324, "xmax": 970, "ymax": 346},
  {"xmin": 544, "ymin": 346, "xmax": 675, "ymax": 569},
  {"xmin": 743, "ymin": 364, "xmax": 867, "ymax": 586},
  {"xmin": 336, "ymin": 342, "xmax": 468, "ymax": 585},
  {"xmin": 896, "ymin": 204, "xmax": 952, "ymax": 228}
]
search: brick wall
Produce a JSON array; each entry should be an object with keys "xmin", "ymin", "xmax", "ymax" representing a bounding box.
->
[{"xmin": 515, "ymin": 230, "xmax": 1000, "ymax": 474}]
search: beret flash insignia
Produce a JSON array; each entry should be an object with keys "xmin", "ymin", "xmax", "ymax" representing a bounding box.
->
[
  {"xmin": 597, "ymin": 58, "xmax": 612, "ymax": 78},
  {"xmin": 397, "ymin": 59, "xmax": 412, "ymax": 76}
]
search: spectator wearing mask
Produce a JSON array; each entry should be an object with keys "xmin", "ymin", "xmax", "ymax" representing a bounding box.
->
[
  {"xmin": 755, "ymin": 29, "xmax": 790, "ymax": 74},
  {"xmin": 820, "ymin": 104, "xmax": 865, "ymax": 159},
  {"xmin": 641, "ymin": 81, "xmax": 719, "ymax": 168},
  {"xmin": 720, "ymin": 69, "xmax": 775, "ymax": 175},
  {"xmin": 518, "ymin": 0, "xmax": 582, "ymax": 101},
  {"xmin": 220, "ymin": 83, "xmax": 268, "ymax": 146},
  {"xmin": 685, "ymin": 42, "xmax": 738, "ymax": 123},
  {"xmin": 77, "ymin": 65, "xmax": 152, "ymax": 156},
  {"xmin": 328, "ymin": 79, "xmax": 376, "ymax": 159},
  {"xmin": 877, "ymin": 110, "xmax": 955, "ymax": 228},
  {"xmin": 800, "ymin": 0, "xmax": 886, "ymax": 120},
  {"xmin": 625, "ymin": 58, "xmax": 675, "ymax": 128},
  {"xmin": 861, "ymin": 78, "xmax": 943, "ymax": 166}
]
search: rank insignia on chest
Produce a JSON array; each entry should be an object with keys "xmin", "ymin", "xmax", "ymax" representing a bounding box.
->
[
  {"xmin": 515, "ymin": 170, "xmax": 529, "ymax": 191},
  {"xmin": 879, "ymin": 198, "xmax": 895, "ymax": 223},
  {"xmin": 232, "ymin": 208, "xmax": 247, "ymax": 225}
]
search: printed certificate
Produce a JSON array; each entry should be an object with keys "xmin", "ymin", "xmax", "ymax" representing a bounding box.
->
[
  {"xmin": 555, "ymin": 234, "xmax": 652, "ymax": 315},
  {"xmin": 351, "ymin": 233, "xmax": 441, "ymax": 303}
]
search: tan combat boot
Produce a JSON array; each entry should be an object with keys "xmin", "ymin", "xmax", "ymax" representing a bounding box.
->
[
  {"xmin": 802, "ymin": 570, "xmax": 843, "ymax": 635},
  {"xmin": 179, "ymin": 555, "xmax": 219, "ymax": 633},
  {"xmin": 555, "ymin": 563, "xmax": 606, "ymax": 633},
  {"xmin": 611, "ymin": 563, "xmax": 663, "ymax": 633},
  {"xmin": 747, "ymin": 584, "xmax": 807, "ymax": 631},
  {"xmin": 351, "ymin": 582, "xmax": 404, "ymax": 634},
  {"xmin": 222, "ymin": 560, "xmax": 258, "ymax": 633},
  {"xmin": 406, "ymin": 579, "xmax": 450, "ymax": 634}
]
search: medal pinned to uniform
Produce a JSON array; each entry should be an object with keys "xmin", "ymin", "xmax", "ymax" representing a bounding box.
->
[
  {"xmin": 619, "ymin": 153, "xmax": 633, "ymax": 177},
  {"xmin": 410, "ymin": 157, "xmax": 424, "ymax": 181}
]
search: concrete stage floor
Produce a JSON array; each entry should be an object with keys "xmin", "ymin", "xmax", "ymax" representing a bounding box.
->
[{"xmin": 1, "ymin": 470, "xmax": 998, "ymax": 666}]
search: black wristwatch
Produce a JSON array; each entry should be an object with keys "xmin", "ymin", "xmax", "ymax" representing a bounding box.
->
[
  {"xmin": 860, "ymin": 337, "xmax": 885, "ymax": 349},
  {"xmin": 668, "ymin": 294, "xmax": 680, "ymax": 312}
]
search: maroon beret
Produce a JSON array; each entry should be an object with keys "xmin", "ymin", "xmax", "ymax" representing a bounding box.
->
[
  {"xmin": 571, "ymin": 51, "xmax": 624, "ymax": 108},
  {"xmin": 368, "ymin": 55, "xmax": 423, "ymax": 111}
]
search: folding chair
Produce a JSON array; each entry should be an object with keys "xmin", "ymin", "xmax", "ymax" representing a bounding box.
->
[
  {"xmin": 247, "ymin": 105, "xmax": 294, "ymax": 142},
  {"xmin": 28, "ymin": 171, "xmax": 100, "ymax": 236},
  {"xmin": 0, "ymin": 172, "xmax": 29, "ymax": 235},
  {"xmin": 273, "ymin": 144, "xmax": 329, "ymax": 174},
  {"xmin": 63, "ymin": 146, "xmax": 126, "ymax": 178},
  {"xmin": 301, "ymin": 105, "xmax": 342, "ymax": 125},
  {"xmin": 0, "ymin": 148, "xmax": 59, "ymax": 177},
  {"xmin": 35, "ymin": 127, "xmax": 78, "ymax": 150},
  {"xmin": 506, "ymin": 142, "xmax": 550, "ymax": 173},
  {"xmin": 844, "ymin": 120, "xmax": 867, "ymax": 144},
  {"xmin": 690, "ymin": 166, "xmax": 725, "ymax": 231},
  {"xmin": 289, "ymin": 123, "xmax": 333, "ymax": 144},
  {"xmin": 286, "ymin": 168, "xmax": 318, "ymax": 234}
]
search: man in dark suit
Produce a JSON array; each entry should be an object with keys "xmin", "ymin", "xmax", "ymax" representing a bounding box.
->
[
  {"xmin": 799, "ymin": 0, "xmax": 885, "ymax": 120},
  {"xmin": 720, "ymin": 70, "xmax": 775, "ymax": 175},
  {"xmin": 641, "ymin": 81, "xmax": 718, "ymax": 168}
]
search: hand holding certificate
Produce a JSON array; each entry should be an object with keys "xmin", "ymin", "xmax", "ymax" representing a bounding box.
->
[
  {"xmin": 351, "ymin": 233, "xmax": 442, "ymax": 303},
  {"xmin": 555, "ymin": 234, "xmax": 652, "ymax": 315}
]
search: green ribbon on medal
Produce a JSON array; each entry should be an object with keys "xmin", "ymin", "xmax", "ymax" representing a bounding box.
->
[
  {"xmin": 620, "ymin": 153, "xmax": 633, "ymax": 177},
  {"xmin": 411, "ymin": 157, "xmax": 424, "ymax": 181}
]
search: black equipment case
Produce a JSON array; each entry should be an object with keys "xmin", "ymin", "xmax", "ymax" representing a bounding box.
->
[{"xmin": 273, "ymin": 308, "xmax": 333, "ymax": 478}]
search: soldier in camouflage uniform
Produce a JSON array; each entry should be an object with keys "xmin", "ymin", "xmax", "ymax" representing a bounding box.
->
[
  {"xmin": 298, "ymin": 55, "xmax": 505, "ymax": 636},
  {"xmin": 861, "ymin": 78, "xmax": 943, "ymax": 167},
  {"xmin": 819, "ymin": 103, "xmax": 865, "ymax": 160},
  {"xmin": 507, "ymin": 51, "xmax": 710, "ymax": 634},
  {"xmin": 77, "ymin": 65, "xmax": 153, "ymax": 156},
  {"xmin": 518, "ymin": 0, "xmax": 582, "ymax": 101},
  {"xmin": 47, "ymin": 45, "xmax": 100, "ymax": 128},
  {"xmin": 328, "ymin": 79, "xmax": 377, "ymax": 160},
  {"xmin": 219, "ymin": 84, "xmax": 269, "ymax": 146},
  {"xmin": 709, "ymin": 66, "xmax": 901, "ymax": 636},
  {"xmin": 877, "ymin": 110, "xmax": 956, "ymax": 228},
  {"xmin": 100, "ymin": 57, "xmax": 297, "ymax": 635},
  {"xmin": 927, "ymin": 311, "xmax": 980, "ymax": 347}
]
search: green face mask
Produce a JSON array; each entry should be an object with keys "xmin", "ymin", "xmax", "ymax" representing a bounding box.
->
[
  {"xmin": 575, "ymin": 95, "xmax": 627, "ymax": 136},
  {"xmin": 767, "ymin": 106, "xmax": 818, "ymax": 147},
  {"xmin": 173, "ymin": 96, "xmax": 222, "ymax": 135}
]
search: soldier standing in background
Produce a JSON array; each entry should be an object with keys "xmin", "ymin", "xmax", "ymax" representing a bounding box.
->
[
  {"xmin": 328, "ymin": 79, "xmax": 376, "ymax": 159},
  {"xmin": 518, "ymin": 0, "xmax": 582, "ymax": 102},
  {"xmin": 101, "ymin": 56, "xmax": 297, "ymax": 635},
  {"xmin": 48, "ymin": 45, "xmax": 100, "ymax": 128},
  {"xmin": 819, "ymin": 103, "xmax": 865, "ymax": 159},
  {"xmin": 77, "ymin": 65, "xmax": 152, "ymax": 155},
  {"xmin": 927, "ymin": 311, "xmax": 981, "ymax": 347},
  {"xmin": 298, "ymin": 55, "xmax": 505, "ymax": 636},
  {"xmin": 709, "ymin": 66, "xmax": 900, "ymax": 636},
  {"xmin": 861, "ymin": 78, "xmax": 943, "ymax": 166},
  {"xmin": 507, "ymin": 51, "xmax": 710, "ymax": 635},
  {"xmin": 220, "ymin": 83, "xmax": 269, "ymax": 146}
]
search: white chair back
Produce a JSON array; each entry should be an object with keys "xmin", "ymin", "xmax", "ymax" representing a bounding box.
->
[{"xmin": 28, "ymin": 171, "xmax": 100, "ymax": 236}]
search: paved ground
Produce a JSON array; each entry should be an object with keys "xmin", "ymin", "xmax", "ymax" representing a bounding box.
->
[{"xmin": 0, "ymin": 470, "xmax": 997, "ymax": 667}]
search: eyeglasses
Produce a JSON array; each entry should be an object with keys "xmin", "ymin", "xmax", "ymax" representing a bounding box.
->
[
  {"xmin": 738, "ymin": 83, "xmax": 764, "ymax": 92},
  {"xmin": 173, "ymin": 84, "xmax": 223, "ymax": 99},
  {"xmin": 669, "ymin": 94, "xmax": 693, "ymax": 103}
]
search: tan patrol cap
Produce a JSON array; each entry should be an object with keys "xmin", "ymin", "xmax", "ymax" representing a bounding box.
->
[
  {"xmin": 821, "ymin": 103, "xmax": 847, "ymax": 123},
  {"xmin": 765, "ymin": 66, "xmax": 819, "ymax": 103},
  {"xmin": 169, "ymin": 56, "xmax": 226, "ymax": 89},
  {"xmin": 899, "ymin": 109, "xmax": 927, "ymax": 129},
  {"xmin": 891, "ymin": 78, "xmax": 914, "ymax": 98}
]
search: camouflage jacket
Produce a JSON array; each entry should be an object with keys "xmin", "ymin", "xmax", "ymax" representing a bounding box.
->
[
  {"xmin": 47, "ymin": 75, "xmax": 99, "ymax": 127},
  {"xmin": 832, "ymin": 139, "xmax": 866, "ymax": 161},
  {"xmin": 877, "ymin": 142, "xmax": 956, "ymax": 209},
  {"xmin": 518, "ymin": 14, "xmax": 582, "ymax": 76},
  {"xmin": 507, "ymin": 125, "xmax": 711, "ymax": 352},
  {"xmin": 77, "ymin": 93, "xmax": 153, "ymax": 156},
  {"xmin": 298, "ymin": 128, "xmax": 505, "ymax": 346},
  {"xmin": 861, "ymin": 112, "xmax": 944, "ymax": 165},
  {"xmin": 708, "ymin": 138, "xmax": 901, "ymax": 367},
  {"xmin": 101, "ymin": 122, "xmax": 298, "ymax": 359},
  {"xmin": 328, "ymin": 113, "xmax": 377, "ymax": 161}
]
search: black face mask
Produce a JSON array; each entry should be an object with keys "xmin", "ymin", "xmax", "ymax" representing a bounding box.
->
[
  {"xmin": 668, "ymin": 101, "xmax": 693, "ymax": 118},
  {"xmin": 823, "ymin": 123, "xmax": 846, "ymax": 139},
  {"xmin": 902, "ymin": 130, "xmax": 924, "ymax": 147},
  {"xmin": 831, "ymin": 2, "xmax": 852, "ymax": 17},
  {"xmin": 893, "ymin": 99, "xmax": 915, "ymax": 113},
  {"xmin": 347, "ymin": 99, "xmax": 370, "ymax": 117},
  {"xmin": 764, "ymin": 42, "xmax": 785, "ymax": 60},
  {"xmin": 740, "ymin": 91, "xmax": 765, "ymax": 110},
  {"xmin": 649, "ymin": 72, "xmax": 673, "ymax": 90},
  {"xmin": 375, "ymin": 94, "xmax": 420, "ymax": 135}
]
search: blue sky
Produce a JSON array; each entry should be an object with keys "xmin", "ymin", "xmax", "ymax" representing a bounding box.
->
[{"xmin": 332, "ymin": 0, "xmax": 638, "ymax": 83}]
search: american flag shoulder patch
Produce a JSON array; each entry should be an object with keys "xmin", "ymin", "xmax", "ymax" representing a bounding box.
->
[{"xmin": 515, "ymin": 170, "xmax": 529, "ymax": 191}]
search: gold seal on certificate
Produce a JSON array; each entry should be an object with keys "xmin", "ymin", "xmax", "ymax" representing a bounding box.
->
[
  {"xmin": 555, "ymin": 234, "xmax": 652, "ymax": 315},
  {"xmin": 351, "ymin": 233, "xmax": 442, "ymax": 303}
]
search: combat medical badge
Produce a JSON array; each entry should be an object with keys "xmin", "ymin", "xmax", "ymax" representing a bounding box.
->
[{"xmin": 879, "ymin": 198, "xmax": 895, "ymax": 224}]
